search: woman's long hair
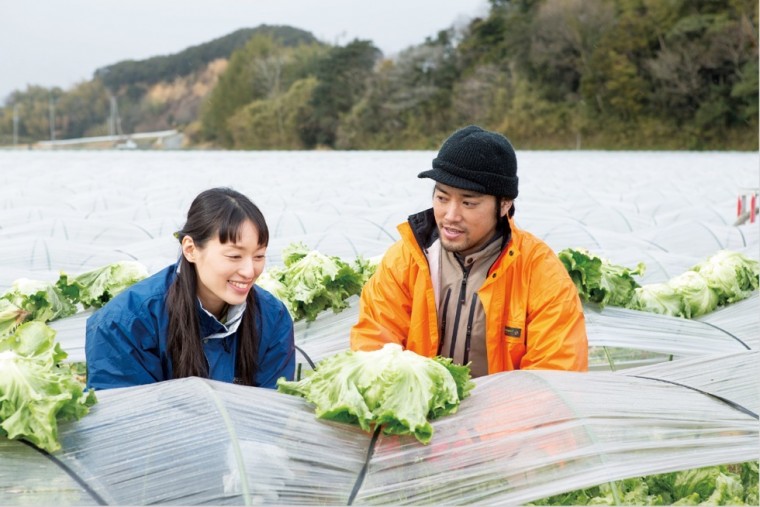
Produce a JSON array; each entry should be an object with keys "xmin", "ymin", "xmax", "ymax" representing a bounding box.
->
[{"xmin": 166, "ymin": 187, "xmax": 269, "ymax": 385}]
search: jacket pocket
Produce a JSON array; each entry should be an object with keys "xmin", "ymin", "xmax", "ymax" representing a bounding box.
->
[{"xmin": 503, "ymin": 319, "xmax": 526, "ymax": 369}]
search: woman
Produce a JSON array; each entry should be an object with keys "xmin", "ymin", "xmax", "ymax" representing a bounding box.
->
[{"xmin": 85, "ymin": 187, "xmax": 295, "ymax": 390}]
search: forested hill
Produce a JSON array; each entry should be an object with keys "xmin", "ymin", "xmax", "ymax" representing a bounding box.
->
[
  {"xmin": 94, "ymin": 26, "xmax": 318, "ymax": 90},
  {"xmin": 1, "ymin": 0, "xmax": 757, "ymax": 150}
]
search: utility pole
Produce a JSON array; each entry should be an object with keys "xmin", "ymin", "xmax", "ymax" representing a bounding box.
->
[
  {"xmin": 109, "ymin": 95, "xmax": 118, "ymax": 136},
  {"xmin": 12, "ymin": 104, "xmax": 19, "ymax": 147},
  {"xmin": 48, "ymin": 95, "xmax": 56, "ymax": 142}
]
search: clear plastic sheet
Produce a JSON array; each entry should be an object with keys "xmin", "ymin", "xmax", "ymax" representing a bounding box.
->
[
  {"xmin": 0, "ymin": 236, "xmax": 129, "ymax": 271},
  {"xmin": 294, "ymin": 296, "xmax": 362, "ymax": 364},
  {"xmin": 44, "ymin": 285, "xmax": 759, "ymax": 368},
  {"xmin": 1, "ymin": 150, "xmax": 758, "ymax": 504},
  {"xmin": 1, "ymin": 353, "xmax": 755, "ymax": 506},
  {"xmin": 48, "ymin": 310, "xmax": 93, "ymax": 363},
  {"xmin": 524, "ymin": 219, "xmax": 666, "ymax": 255},
  {"xmin": 3, "ymin": 151, "xmax": 758, "ymax": 273},
  {"xmin": 355, "ymin": 358, "xmax": 758, "ymax": 505},
  {"xmin": 66, "ymin": 379, "xmax": 371, "ymax": 505},
  {"xmin": 0, "ymin": 439, "xmax": 99, "ymax": 506},
  {"xmin": 636, "ymin": 220, "xmax": 755, "ymax": 258},
  {"xmin": 697, "ymin": 293, "xmax": 760, "ymax": 350},
  {"xmin": 584, "ymin": 301, "xmax": 756, "ymax": 361},
  {"xmin": 624, "ymin": 351, "xmax": 759, "ymax": 415}
]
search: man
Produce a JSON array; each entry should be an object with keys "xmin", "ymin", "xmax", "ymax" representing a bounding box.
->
[{"xmin": 350, "ymin": 125, "xmax": 588, "ymax": 376}]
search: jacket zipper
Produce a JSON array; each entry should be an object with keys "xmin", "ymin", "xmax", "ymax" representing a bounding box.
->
[
  {"xmin": 438, "ymin": 288, "xmax": 451, "ymax": 355},
  {"xmin": 463, "ymin": 293, "xmax": 478, "ymax": 365},
  {"xmin": 448, "ymin": 267, "xmax": 470, "ymax": 358}
]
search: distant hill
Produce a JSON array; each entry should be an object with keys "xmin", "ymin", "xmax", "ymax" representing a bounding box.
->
[
  {"xmin": 94, "ymin": 25, "xmax": 319, "ymax": 91},
  {"xmin": 3, "ymin": 2, "xmax": 755, "ymax": 151}
]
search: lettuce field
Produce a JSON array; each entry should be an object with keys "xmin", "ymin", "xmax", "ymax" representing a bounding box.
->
[{"xmin": 1, "ymin": 150, "xmax": 758, "ymax": 505}]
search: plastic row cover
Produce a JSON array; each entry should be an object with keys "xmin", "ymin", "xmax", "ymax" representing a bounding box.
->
[
  {"xmin": 2, "ymin": 151, "xmax": 758, "ymax": 277},
  {"xmin": 583, "ymin": 294, "xmax": 758, "ymax": 358},
  {"xmin": 2, "ymin": 216, "xmax": 754, "ymax": 281},
  {"xmin": 49, "ymin": 291, "xmax": 758, "ymax": 369},
  {"xmin": 0, "ymin": 351, "xmax": 755, "ymax": 506}
]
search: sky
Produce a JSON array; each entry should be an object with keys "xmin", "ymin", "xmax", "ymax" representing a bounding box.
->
[{"xmin": 0, "ymin": 0, "xmax": 489, "ymax": 102}]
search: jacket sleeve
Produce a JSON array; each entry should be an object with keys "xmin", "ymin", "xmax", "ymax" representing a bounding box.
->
[
  {"xmin": 521, "ymin": 250, "xmax": 589, "ymax": 372},
  {"xmin": 85, "ymin": 304, "xmax": 165, "ymax": 390},
  {"xmin": 350, "ymin": 243, "xmax": 412, "ymax": 351},
  {"xmin": 255, "ymin": 298, "xmax": 296, "ymax": 388}
]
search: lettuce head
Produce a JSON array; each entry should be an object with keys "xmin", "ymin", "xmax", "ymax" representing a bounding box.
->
[
  {"xmin": 277, "ymin": 344, "xmax": 473, "ymax": 444},
  {"xmin": 666, "ymin": 271, "xmax": 719, "ymax": 318},
  {"xmin": 0, "ymin": 321, "xmax": 96, "ymax": 452},
  {"xmin": 255, "ymin": 267, "xmax": 295, "ymax": 315},
  {"xmin": 692, "ymin": 250, "xmax": 760, "ymax": 305},
  {"xmin": 627, "ymin": 283, "xmax": 685, "ymax": 317},
  {"xmin": 2, "ymin": 278, "xmax": 77, "ymax": 323},
  {"xmin": 559, "ymin": 248, "xmax": 644, "ymax": 308},
  {"xmin": 58, "ymin": 260, "xmax": 148, "ymax": 309},
  {"xmin": 262, "ymin": 242, "xmax": 368, "ymax": 321}
]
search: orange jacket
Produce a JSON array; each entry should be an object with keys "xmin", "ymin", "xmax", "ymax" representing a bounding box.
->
[{"xmin": 350, "ymin": 211, "xmax": 588, "ymax": 373}]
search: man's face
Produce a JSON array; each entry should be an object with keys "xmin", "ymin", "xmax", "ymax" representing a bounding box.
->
[{"xmin": 433, "ymin": 183, "xmax": 511, "ymax": 256}]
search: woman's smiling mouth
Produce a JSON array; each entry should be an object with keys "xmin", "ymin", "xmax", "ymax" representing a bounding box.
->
[{"xmin": 228, "ymin": 280, "xmax": 250, "ymax": 292}]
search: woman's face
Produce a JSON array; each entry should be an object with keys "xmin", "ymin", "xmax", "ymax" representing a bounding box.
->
[{"xmin": 181, "ymin": 219, "xmax": 266, "ymax": 318}]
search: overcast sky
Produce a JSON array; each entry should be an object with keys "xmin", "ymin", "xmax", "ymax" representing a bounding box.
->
[{"xmin": 0, "ymin": 0, "xmax": 489, "ymax": 101}]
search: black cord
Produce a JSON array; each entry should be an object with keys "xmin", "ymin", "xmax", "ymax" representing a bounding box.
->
[
  {"xmin": 347, "ymin": 426, "xmax": 382, "ymax": 505},
  {"xmin": 295, "ymin": 344, "xmax": 317, "ymax": 370},
  {"xmin": 18, "ymin": 439, "xmax": 108, "ymax": 505},
  {"xmin": 694, "ymin": 320, "xmax": 751, "ymax": 350},
  {"xmin": 630, "ymin": 375, "xmax": 759, "ymax": 419},
  {"xmin": 293, "ymin": 344, "xmax": 380, "ymax": 505}
]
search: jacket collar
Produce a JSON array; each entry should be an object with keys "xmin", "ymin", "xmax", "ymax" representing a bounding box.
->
[
  {"xmin": 197, "ymin": 300, "xmax": 246, "ymax": 340},
  {"xmin": 173, "ymin": 260, "xmax": 247, "ymax": 340},
  {"xmin": 406, "ymin": 208, "xmax": 513, "ymax": 252},
  {"xmin": 407, "ymin": 208, "xmax": 439, "ymax": 249}
]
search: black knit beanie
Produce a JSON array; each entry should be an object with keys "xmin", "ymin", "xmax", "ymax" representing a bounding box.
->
[{"xmin": 418, "ymin": 125, "xmax": 518, "ymax": 198}]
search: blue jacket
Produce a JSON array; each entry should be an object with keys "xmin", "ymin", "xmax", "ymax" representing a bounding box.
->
[{"xmin": 85, "ymin": 263, "xmax": 295, "ymax": 390}]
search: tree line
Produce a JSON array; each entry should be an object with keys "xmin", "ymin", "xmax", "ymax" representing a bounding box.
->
[
  {"xmin": 95, "ymin": 26, "xmax": 318, "ymax": 90},
  {"xmin": 1, "ymin": 0, "xmax": 757, "ymax": 150}
]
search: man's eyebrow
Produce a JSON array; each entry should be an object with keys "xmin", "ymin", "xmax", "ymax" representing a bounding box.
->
[{"xmin": 435, "ymin": 184, "xmax": 484, "ymax": 199}]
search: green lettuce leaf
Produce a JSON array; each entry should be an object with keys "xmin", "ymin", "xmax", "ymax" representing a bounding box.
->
[
  {"xmin": 0, "ymin": 299, "xmax": 29, "ymax": 337},
  {"xmin": 702, "ymin": 471, "xmax": 744, "ymax": 505},
  {"xmin": 255, "ymin": 267, "xmax": 294, "ymax": 312},
  {"xmin": 560, "ymin": 248, "xmax": 758, "ymax": 320},
  {"xmin": 558, "ymin": 248, "xmax": 644, "ymax": 308},
  {"xmin": 691, "ymin": 250, "xmax": 760, "ymax": 305},
  {"xmin": 530, "ymin": 462, "xmax": 756, "ymax": 505},
  {"xmin": 741, "ymin": 461, "xmax": 759, "ymax": 506},
  {"xmin": 672, "ymin": 466, "xmax": 744, "ymax": 504},
  {"xmin": 666, "ymin": 271, "xmax": 719, "ymax": 318},
  {"xmin": 627, "ymin": 283, "xmax": 685, "ymax": 317},
  {"xmin": 257, "ymin": 242, "xmax": 369, "ymax": 321},
  {"xmin": 282, "ymin": 241, "xmax": 310, "ymax": 267},
  {"xmin": 558, "ymin": 248, "xmax": 603, "ymax": 302},
  {"xmin": 1, "ymin": 278, "xmax": 77, "ymax": 323},
  {"xmin": 0, "ymin": 321, "xmax": 97, "ymax": 452},
  {"xmin": 600, "ymin": 259, "xmax": 647, "ymax": 307},
  {"xmin": 58, "ymin": 260, "xmax": 148, "ymax": 309},
  {"xmin": 277, "ymin": 344, "xmax": 473, "ymax": 444},
  {"xmin": 352, "ymin": 254, "xmax": 379, "ymax": 286}
]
